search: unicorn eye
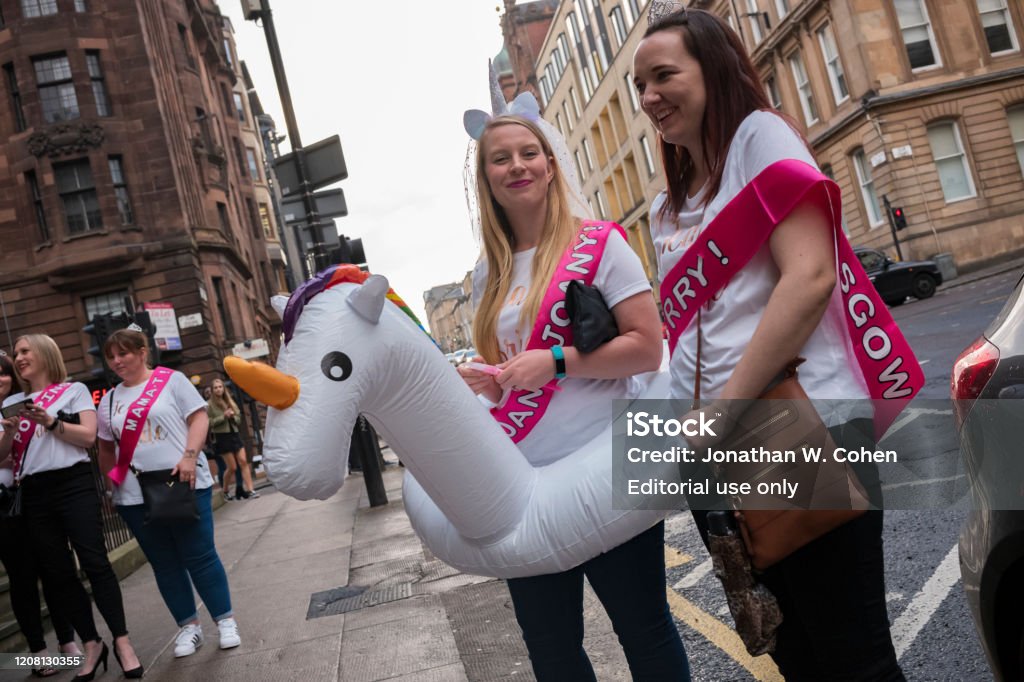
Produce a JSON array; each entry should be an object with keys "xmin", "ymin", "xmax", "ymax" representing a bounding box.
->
[{"xmin": 320, "ymin": 352, "xmax": 352, "ymax": 382}]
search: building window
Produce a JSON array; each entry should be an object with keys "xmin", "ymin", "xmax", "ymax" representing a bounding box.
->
[
  {"xmin": 245, "ymin": 147, "xmax": 260, "ymax": 181},
  {"xmin": 896, "ymin": 0, "xmax": 941, "ymax": 70},
  {"xmin": 852, "ymin": 149, "xmax": 883, "ymax": 227},
  {"xmin": 555, "ymin": 113, "xmax": 565, "ymax": 137},
  {"xmin": 21, "ymin": 0, "xmax": 57, "ymax": 18},
  {"xmin": 817, "ymin": 24, "xmax": 849, "ymax": 104},
  {"xmin": 86, "ymin": 51, "xmax": 110, "ymax": 117},
  {"xmin": 594, "ymin": 190, "xmax": 607, "ymax": 219},
  {"xmin": 789, "ymin": 51, "xmax": 818, "ymax": 125},
  {"xmin": 746, "ymin": 0, "xmax": 764, "ymax": 44},
  {"xmin": 625, "ymin": 72, "xmax": 640, "ymax": 112},
  {"xmin": 626, "ymin": 0, "xmax": 641, "ymax": 28},
  {"xmin": 244, "ymin": 197, "xmax": 261, "ymax": 240},
  {"xmin": 4, "ymin": 63, "xmax": 25, "ymax": 132},
  {"xmin": 775, "ymin": 0, "xmax": 789, "ymax": 19},
  {"xmin": 25, "ymin": 170, "xmax": 49, "ymax": 241},
  {"xmin": 212, "ymin": 277, "xmax": 234, "ymax": 338},
  {"xmin": 977, "ymin": 0, "xmax": 1019, "ymax": 54},
  {"xmin": 222, "ymin": 39, "xmax": 233, "ymax": 67},
  {"xmin": 927, "ymin": 121, "xmax": 976, "ymax": 202},
  {"xmin": 640, "ymin": 134, "xmax": 656, "ymax": 176},
  {"xmin": 232, "ymin": 137, "xmax": 246, "ymax": 177},
  {"xmin": 567, "ymin": 12, "xmax": 581, "ymax": 45},
  {"xmin": 216, "ymin": 202, "xmax": 230, "ymax": 234},
  {"xmin": 233, "ymin": 92, "xmax": 246, "ymax": 123},
  {"xmin": 574, "ymin": 151, "xmax": 586, "ymax": 181},
  {"xmin": 765, "ymin": 75, "xmax": 783, "ymax": 110},
  {"xmin": 819, "ymin": 164, "xmax": 850, "ymax": 234},
  {"xmin": 74, "ymin": 0, "xmax": 86, "ymax": 11},
  {"xmin": 178, "ymin": 24, "xmax": 196, "ymax": 69},
  {"xmin": 562, "ymin": 101, "xmax": 574, "ymax": 131},
  {"xmin": 570, "ymin": 87, "xmax": 582, "ymax": 118},
  {"xmin": 108, "ymin": 156, "xmax": 133, "ymax": 225},
  {"xmin": 258, "ymin": 202, "xmax": 273, "ymax": 238},
  {"xmin": 582, "ymin": 138, "xmax": 595, "ymax": 171},
  {"xmin": 54, "ymin": 159, "xmax": 101, "ymax": 234},
  {"xmin": 34, "ymin": 54, "xmax": 79, "ymax": 123},
  {"xmin": 538, "ymin": 76, "xmax": 549, "ymax": 107},
  {"xmin": 610, "ymin": 6, "xmax": 628, "ymax": 47},
  {"xmin": 557, "ymin": 34, "xmax": 571, "ymax": 70},
  {"xmin": 1009, "ymin": 107, "xmax": 1024, "ymax": 177},
  {"xmin": 84, "ymin": 291, "xmax": 129, "ymax": 319}
]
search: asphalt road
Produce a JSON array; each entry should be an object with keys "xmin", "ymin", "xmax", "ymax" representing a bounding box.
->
[{"xmin": 662, "ymin": 269, "xmax": 1022, "ymax": 682}]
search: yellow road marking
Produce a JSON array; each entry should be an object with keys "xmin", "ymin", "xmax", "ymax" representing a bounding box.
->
[
  {"xmin": 666, "ymin": 588, "xmax": 783, "ymax": 681},
  {"xmin": 665, "ymin": 546, "xmax": 692, "ymax": 569}
]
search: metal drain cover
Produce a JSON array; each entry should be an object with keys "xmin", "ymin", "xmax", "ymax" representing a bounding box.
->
[{"xmin": 306, "ymin": 583, "xmax": 413, "ymax": 619}]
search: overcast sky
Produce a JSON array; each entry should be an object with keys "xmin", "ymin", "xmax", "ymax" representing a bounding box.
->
[{"xmin": 222, "ymin": 1, "xmax": 510, "ymax": 324}]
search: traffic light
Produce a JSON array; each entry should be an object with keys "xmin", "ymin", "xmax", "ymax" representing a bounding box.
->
[
  {"xmin": 331, "ymin": 236, "xmax": 366, "ymax": 267},
  {"xmin": 83, "ymin": 313, "xmax": 128, "ymax": 386},
  {"xmin": 892, "ymin": 206, "xmax": 907, "ymax": 230},
  {"xmin": 133, "ymin": 311, "xmax": 161, "ymax": 367}
]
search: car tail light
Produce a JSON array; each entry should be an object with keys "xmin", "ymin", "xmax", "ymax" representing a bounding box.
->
[{"xmin": 951, "ymin": 336, "xmax": 999, "ymax": 429}]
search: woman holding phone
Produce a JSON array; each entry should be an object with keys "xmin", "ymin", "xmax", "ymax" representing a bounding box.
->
[{"xmin": 0, "ymin": 334, "xmax": 142, "ymax": 680}]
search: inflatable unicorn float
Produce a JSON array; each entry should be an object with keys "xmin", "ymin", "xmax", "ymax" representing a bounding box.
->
[{"xmin": 224, "ymin": 265, "xmax": 675, "ymax": 578}]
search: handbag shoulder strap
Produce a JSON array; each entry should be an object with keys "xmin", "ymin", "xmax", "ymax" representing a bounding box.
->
[{"xmin": 693, "ymin": 310, "xmax": 702, "ymax": 410}]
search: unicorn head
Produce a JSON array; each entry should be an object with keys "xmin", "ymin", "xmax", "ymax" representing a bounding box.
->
[{"xmin": 224, "ymin": 265, "xmax": 444, "ymax": 499}]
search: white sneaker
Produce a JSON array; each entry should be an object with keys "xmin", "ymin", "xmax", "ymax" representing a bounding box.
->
[
  {"xmin": 218, "ymin": 617, "xmax": 241, "ymax": 649},
  {"xmin": 174, "ymin": 623, "xmax": 203, "ymax": 657}
]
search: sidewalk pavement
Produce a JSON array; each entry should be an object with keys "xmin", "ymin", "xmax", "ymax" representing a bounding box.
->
[
  {"xmin": 940, "ymin": 253, "xmax": 1023, "ymax": 290},
  {"xmin": 7, "ymin": 453, "xmax": 636, "ymax": 681}
]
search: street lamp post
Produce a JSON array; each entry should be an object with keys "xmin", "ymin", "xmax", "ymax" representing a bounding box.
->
[{"xmin": 247, "ymin": 0, "xmax": 329, "ymax": 273}]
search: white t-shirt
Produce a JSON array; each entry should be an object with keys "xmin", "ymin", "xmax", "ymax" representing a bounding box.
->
[
  {"xmin": 98, "ymin": 370, "xmax": 212, "ymax": 506},
  {"xmin": 2, "ymin": 383, "xmax": 94, "ymax": 477},
  {"xmin": 472, "ymin": 229, "xmax": 652, "ymax": 465},
  {"xmin": 649, "ymin": 110, "xmax": 870, "ymax": 414}
]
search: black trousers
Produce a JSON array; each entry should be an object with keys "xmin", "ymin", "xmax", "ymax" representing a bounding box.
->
[
  {"xmin": 21, "ymin": 461, "xmax": 128, "ymax": 641},
  {"xmin": 0, "ymin": 515, "xmax": 75, "ymax": 651},
  {"xmin": 692, "ymin": 419, "xmax": 903, "ymax": 681}
]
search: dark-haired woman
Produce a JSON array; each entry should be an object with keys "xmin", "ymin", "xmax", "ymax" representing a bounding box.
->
[
  {"xmin": 97, "ymin": 328, "xmax": 241, "ymax": 660},
  {"xmin": 0, "ymin": 351, "xmax": 80, "ymax": 677},
  {"xmin": 634, "ymin": 8, "xmax": 916, "ymax": 681}
]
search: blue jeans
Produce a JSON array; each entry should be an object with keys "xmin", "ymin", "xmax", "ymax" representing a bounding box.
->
[
  {"xmin": 118, "ymin": 487, "xmax": 233, "ymax": 625},
  {"xmin": 506, "ymin": 521, "xmax": 690, "ymax": 681}
]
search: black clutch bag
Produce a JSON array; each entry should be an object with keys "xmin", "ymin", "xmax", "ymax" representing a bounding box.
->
[
  {"xmin": 134, "ymin": 469, "xmax": 199, "ymax": 525},
  {"xmin": 565, "ymin": 280, "xmax": 619, "ymax": 353}
]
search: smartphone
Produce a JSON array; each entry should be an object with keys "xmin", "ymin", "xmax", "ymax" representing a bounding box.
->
[{"xmin": 1, "ymin": 399, "xmax": 33, "ymax": 420}]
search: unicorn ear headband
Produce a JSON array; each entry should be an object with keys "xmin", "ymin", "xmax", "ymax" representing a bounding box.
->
[{"xmin": 462, "ymin": 60, "xmax": 592, "ymax": 245}]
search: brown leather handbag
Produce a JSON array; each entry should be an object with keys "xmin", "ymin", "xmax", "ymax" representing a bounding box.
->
[{"xmin": 693, "ymin": 311, "xmax": 868, "ymax": 571}]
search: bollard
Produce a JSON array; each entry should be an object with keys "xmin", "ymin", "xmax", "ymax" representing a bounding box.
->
[{"xmin": 351, "ymin": 415, "xmax": 388, "ymax": 507}]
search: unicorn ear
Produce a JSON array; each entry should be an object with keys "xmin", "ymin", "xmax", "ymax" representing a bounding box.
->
[
  {"xmin": 270, "ymin": 295, "xmax": 288, "ymax": 318},
  {"xmin": 347, "ymin": 274, "xmax": 389, "ymax": 324},
  {"xmin": 463, "ymin": 109, "xmax": 491, "ymax": 141}
]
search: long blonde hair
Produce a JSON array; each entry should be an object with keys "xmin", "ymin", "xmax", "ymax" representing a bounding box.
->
[
  {"xmin": 471, "ymin": 116, "xmax": 578, "ymax": 364},
  {"xmin": 208, "ymin": 378, "xmax": 239, "ymax": 414},
  {"xmin": 14, "ymin": 334, "xmax": 67, "ymax": 392}
]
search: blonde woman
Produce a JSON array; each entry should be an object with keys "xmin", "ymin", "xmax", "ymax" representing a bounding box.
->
[
  {"xmin": 206, "ymin": 379, "xmax": 258, "ymax": 500},
  {"xmin": 456, "ymin": 108, "xmax": 689, "ymax": 680},
  {"xmin": 0, "ymin": 334, "xmax": 141, "ymax": 679}
]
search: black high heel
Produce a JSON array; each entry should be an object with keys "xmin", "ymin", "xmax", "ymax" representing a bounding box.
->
[
  {"xmin": 75, "ymin": 641, "xmax": 108, "ymax": 681},
  {"xmin": 113, "ymin": 642, "xmax": 144, "ymax": 679}
]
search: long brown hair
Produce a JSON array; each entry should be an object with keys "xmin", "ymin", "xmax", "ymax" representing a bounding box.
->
[
  {"xmin": 208, "ymin": 378, "xmax": 239, "ymax": 414},
  {"xmin": 471, "ymin": 116, "xmax": 578, "ymax": 364},
  {"xmin": 645, "ymin": 9, "xmax": 786, "ymax": 216}
]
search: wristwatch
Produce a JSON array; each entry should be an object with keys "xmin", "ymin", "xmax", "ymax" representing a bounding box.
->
[
  {"xmin": 45, "ymin": 417, "xmax": 59, "ymax": 431},
  {"xmin": 184, "ymin": 448, "xmax": 198, "ymax": 459}
]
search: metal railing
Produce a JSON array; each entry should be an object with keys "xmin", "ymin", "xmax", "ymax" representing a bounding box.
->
[{"xmin": 87, "ymin": 446, "xmax": 134, "ymax": 553}]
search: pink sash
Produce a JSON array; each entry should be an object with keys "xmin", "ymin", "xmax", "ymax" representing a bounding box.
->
[
  {"xmin": 658, "ymin": 159, "xmax": 923, "ymax": 438},
  {"xmin": 491, "ymin": 221, "xmax": 625, "ymax": 443},
  {"xmin": 10, "ymin": 383, "xmax": 73, "ymax": 480},
  {"xmin": 107, "ymin": 367, "xmax": 174, "ymax": 485}
]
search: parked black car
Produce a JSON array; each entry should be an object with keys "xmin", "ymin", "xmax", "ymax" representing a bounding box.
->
[
  {"xmin": 854, "ymin": 246, "xmax": 943, "ymax": 306},
  {"xmin": 952, "ymin": 270, "xmax": 1024, "ymax": 682}
]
